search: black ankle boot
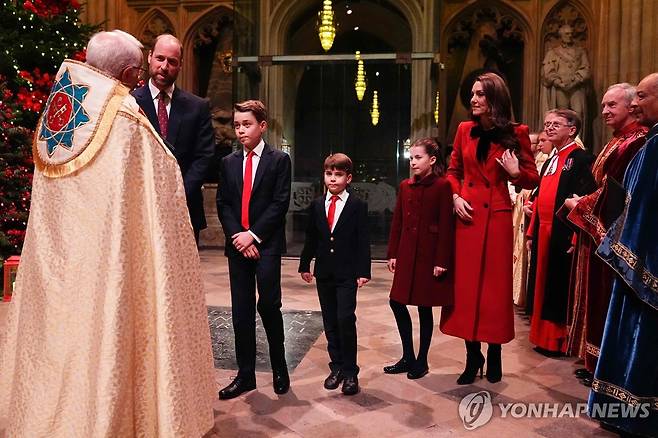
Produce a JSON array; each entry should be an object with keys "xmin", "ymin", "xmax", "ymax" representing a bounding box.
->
[
  {"xmin": 457, "ymin": 341, "xmax": 485, "ymax": 385},
  {"xmin": 486, "ymin": 343, "xmax": 502, "ymax": 383}
]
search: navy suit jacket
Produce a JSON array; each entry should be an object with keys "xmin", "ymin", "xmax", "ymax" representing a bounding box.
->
[
  {"xmin": 216, "ymin": 143, "xmax": 292, "ymax": 257},
  {"xmin": 298, "ymin": 194, "xmax": 371, "ymax": 280},
  {"xmin": 133, "ymin": 85, "xmax": 214, "ymax": 231}
]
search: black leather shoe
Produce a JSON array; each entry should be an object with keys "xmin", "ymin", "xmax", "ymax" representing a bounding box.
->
[
  {"xmin": 383, "ymin": 358, "xmax": 410, "ymax": 374},
  {"xmin": 581, "ymin": 376, "xmax": 593, "ymax": 387},
  {"xmin": 341, "ymin": 375, "xmax": 359, "ymax": 395},
  {"xmin": 574, "ymin": 368, "xmax": 591, "ymax": 379},
  {"xmin": 218, "ymin": 375, "xmax": 256, "ymax": 400},
  {"xmin": 407, "ymin": 362, "xmax": 429, "ymax": 380},
  {"xmin": 324, "ymin": 370, "xmax": 344, "ymax": 390},
  {"xmin": 273, "ymin": 369, "xmax": 290, "ymax": 395}
]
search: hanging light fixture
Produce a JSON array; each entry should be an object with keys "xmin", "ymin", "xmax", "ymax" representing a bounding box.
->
[
  {"xmin": 370, "ymin": 90, "xmax": 380, "ymax": 126},
  {"xmin": 317, "ymin": 0, "xmax": 336, "ymax": 52},
  {"xmin": 354, "ymin": 51, "xmax": 366, "ymax": 101},
  {"xmin": 434, "ymin": 91, "xmax": 440, "ymax": 125}
]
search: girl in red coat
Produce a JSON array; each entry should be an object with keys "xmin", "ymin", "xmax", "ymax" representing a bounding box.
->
[
  {"xmin": 384, "ymin": 138, "xmax": 455, "ymax": 379},
  {"xmin": 440, "ymin": 72, "xmax": 539, "ymax": 384}
]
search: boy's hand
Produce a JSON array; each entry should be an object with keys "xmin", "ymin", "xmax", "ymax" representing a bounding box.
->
[
  {"xmin": 433, "ymin": 266, "xmax": 447, "ymax": 277},
  {"xmin": 232, "ymin": 231, "xmax": 255, "ymax": 252},
  {"xmin": 387, "ymin": 259, "xmax": 396, "ymax": 273},
  {"xmin": 300, "ymin": 272, "xmax": 314, "ymax": 283},
  {"xmin": 357, "ymin": 278, "xmax": 369, "ymax": 288},
  {"xmin": 241, "ymin": 244, "xmax": 260, "ymax": 260}
]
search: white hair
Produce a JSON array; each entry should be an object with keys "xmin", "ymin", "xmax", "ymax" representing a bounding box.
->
[
  {"xmin": 86, "ymin": 30, "xmax": 143, "ymax": 79},
  {"xmin": 605, "ymin": 82, "xmax": 637, "ymax": 105}
]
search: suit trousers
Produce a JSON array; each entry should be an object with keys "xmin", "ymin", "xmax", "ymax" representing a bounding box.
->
[
  {"xmin": 228, "ymin": 254, "xmax": 287, "ymax": 377},
  {"xmin": 316, "ymin": 277, "xmax": 359, "ymax": 376}
]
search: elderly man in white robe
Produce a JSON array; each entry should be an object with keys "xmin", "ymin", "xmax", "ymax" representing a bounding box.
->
[{"xmin": 0, "ymin": 30, "xmax": 215, "ymax": 437}]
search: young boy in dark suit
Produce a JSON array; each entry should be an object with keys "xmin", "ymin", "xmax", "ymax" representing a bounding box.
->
[
  {"xmin": 299, "ymin": 153, "xmax": 371, "ymax": 395},
  {"xmin": 216, "ymin": 100, "xmax": 292, "ymax": 400}
]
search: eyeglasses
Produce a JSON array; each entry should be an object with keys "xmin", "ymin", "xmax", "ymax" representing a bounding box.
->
[{"xmin": 543, "ymin": 121, "xmax": 573, "ymax": 129}]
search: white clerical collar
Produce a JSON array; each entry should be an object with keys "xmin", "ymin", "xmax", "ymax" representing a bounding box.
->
[
  {"xmin": 148, "ymin": 79, "xmax": 175, "ymax": 101},
  {"xmin": 244, "ymin": 139, "xmax": 265, "ymax": 158},
  {"xmin": 557, "ymin": 141, "xmax": 576, "ymax": 153}
]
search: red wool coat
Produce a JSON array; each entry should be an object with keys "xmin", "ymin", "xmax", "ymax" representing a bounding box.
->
[
  {"xmin": 439, "ymin": 121, "xmax": 539, "ymax": 344},
  {"xmin": 387, "ymin": 173, "xmax": 455, "ymax": 307}
]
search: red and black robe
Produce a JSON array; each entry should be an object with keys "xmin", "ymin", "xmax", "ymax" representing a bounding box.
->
[{"xmin": 526, "ymin": 142, "xmax": 596, "ymax": 353}]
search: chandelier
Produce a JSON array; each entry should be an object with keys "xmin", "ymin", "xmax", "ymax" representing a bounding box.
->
[
  {"xmin": 354, "ymin": 51, "xmax": 366, "ymax": 101},
  {"xmin": 370, "ymin": 90, "xmax": 379, "ymax": 126},
  {"xmin": 317, "ymin": 0, "xmax": 336, "ymax": 51},
  {"xmin": 434, "ymin": 91, "xmax": 439, "ymax": 125}
]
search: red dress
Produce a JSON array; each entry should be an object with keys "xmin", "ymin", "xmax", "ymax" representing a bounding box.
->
[
  {"xmin": 440, "ymin": 121, "xmax": 539, "ymax": 344},
  {"xmin": 528, "ymin": 142, "xmax": 580, "ymax": 352},
  {"xmin": 387, "ymin": 173, "xmax": 455, "ymax": 306}
]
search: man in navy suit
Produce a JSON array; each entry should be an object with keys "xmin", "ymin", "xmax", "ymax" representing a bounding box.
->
[
  {"xmin": 216, "ymin": 100, "xmax": 292, "ymax": 399},
  {"xmin": 133, "ymin": 34, "xmax": 214, "ymax": 243},
  {"xmin": 299, "ymin": 153, "xmax": 371, "ymax": 395}
]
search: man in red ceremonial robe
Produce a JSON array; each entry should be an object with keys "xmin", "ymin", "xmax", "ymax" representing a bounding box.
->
[
  {"xmin": 526, "ymin": 109, "xmax": 596, "ymax": 355},
  {"xmin": 563, "ymin": 84, "xmax": 647, "ymax": 381}
]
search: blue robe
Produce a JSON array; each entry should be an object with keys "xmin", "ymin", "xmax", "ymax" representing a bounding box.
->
[{"xmin": 588, "ymin": 123, "xmax": 658, "ymax": 437}]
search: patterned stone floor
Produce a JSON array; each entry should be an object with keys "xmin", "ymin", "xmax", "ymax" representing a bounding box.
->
[{"xmin": 0, "ymin": 249, "xmax": 617, "ymax": 437}]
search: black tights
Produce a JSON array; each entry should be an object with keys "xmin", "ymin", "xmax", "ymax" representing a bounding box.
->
[{"xmin": 389, "ymin": 299, "xmax": 433, "ymax": 366}]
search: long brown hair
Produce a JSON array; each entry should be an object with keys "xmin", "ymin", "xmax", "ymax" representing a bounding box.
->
[
  {"xmin": 470, "ymin": 72, "xmax": 519, "ymax": 154},
  {"xmin": 411, "ymin": 137, "xmax": 446, "ymax": 176}
]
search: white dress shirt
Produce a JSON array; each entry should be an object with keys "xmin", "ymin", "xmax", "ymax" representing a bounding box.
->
[
  {"xmin": 325, "ymin": 189, "xmax": 349, "ymax": 232},
  {"xmin": 148, "ymin": 79, "xmax": 174, "ymax": 116}
]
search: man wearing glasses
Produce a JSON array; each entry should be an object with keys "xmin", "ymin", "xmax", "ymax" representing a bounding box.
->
[
  {"xmin": 525, "ymin": 109, "xmax": 596, "ymax": 356},
  {"xmin": 134, "ymin": 34, "xmax": 214, "ymax": 244}
]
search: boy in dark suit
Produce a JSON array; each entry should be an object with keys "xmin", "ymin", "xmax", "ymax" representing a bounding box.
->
[
  {"xmin": 299, "ymin": 153, "xmax": 371, "ymax": 395},
  {"xmin": 216, "ymin": 100, "xmax": 292, "ymax": 400}
]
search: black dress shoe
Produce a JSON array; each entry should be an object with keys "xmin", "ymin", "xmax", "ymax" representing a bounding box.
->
[
  {"xmin": 407, "ymin": 363, "xmax": 429, "ymax": 380},
  {"xmin": 383, "ymin": 358, "xmax": 410, "ymax": 374},
  {"xmin": 324, "ymin": 370, "xmax": 344, "ymax": 390},
  {"xmin": 581, "ymin": 376, "xmax": 593, "ymax": 387},
  {"xmin": 273, "ymin": 369, "xmax": 290, "ymax": 395},
  {"xmin": 574, "ymin": 368, "xmax": 592, "ymax": 379},
  {"xmin": 341, "ymin": 375, "xmax": 359, "ymax": 395},
  {"xmin": 218, "ymin": 376, "xmax": 256, "ymax": 400}
]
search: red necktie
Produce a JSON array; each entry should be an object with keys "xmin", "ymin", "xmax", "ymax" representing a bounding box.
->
[
  {"xmin": 327, "ymin": 195, "xmax": 339, "ymax": 231},
  {"xmin": 157, "ymin": 91, "xmax": 168, "ymax": 139},
  {"xmin": 241, "ymin": 150, "xmax": 255, "ymax": 229}
]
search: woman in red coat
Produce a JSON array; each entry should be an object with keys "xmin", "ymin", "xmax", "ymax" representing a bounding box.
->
[
  {"xmin": 439, "ymin": 72, "xmax": 539, "ymax": 384},
  {"xmin": 385, "ymin": 138, "xmax": 455, "ymax": 379}
]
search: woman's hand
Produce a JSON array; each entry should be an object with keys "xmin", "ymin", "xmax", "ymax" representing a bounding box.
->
[
  {"xmin": 454, "ymin": 196, "xmax": 474, "ymax": 222},
  {"xmin": 496, "ymin": 149, "xmax": 520, "ymax": 178},
  {"xmin": 433, "ymin": 266, "xmax": 447, "ymax": 277},
  {"xmin": 387, "ymin": 259, "xmax": 396, "ymax": 273}
]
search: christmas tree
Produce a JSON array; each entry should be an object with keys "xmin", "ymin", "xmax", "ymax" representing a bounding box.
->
[{"xmin": 0, "ymin": 0, "xmax": 97, "ymax": 263}]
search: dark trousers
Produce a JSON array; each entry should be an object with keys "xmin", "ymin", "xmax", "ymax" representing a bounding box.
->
[
  {"xmin": 316, "ymin": 277, "xmax": 359, "ymax": 377},
  {"xmin": 228, "ymin": 255, "xmax": 287, "ymax": 377}
]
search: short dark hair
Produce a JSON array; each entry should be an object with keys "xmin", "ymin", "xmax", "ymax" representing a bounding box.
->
[
  {"xmin": 234, "ymin": 100, "xmax": 268, "ymax": 123},
  {"xmin": 411, "ymin": 137, "xmax": 445, "ymax": 176},
  {"xmin": 323, "ymin": 153, "xmax": 353, "ymax": 175},
  {"xmin": 545, "ymin": 108, "xmax": 582, "ymax": 136}
]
